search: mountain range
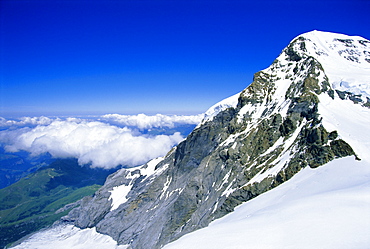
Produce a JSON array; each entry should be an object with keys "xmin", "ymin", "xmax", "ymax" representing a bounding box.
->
[{"xmin": 10, "ymin": 30, "xmax": 370, "ymax": 249}]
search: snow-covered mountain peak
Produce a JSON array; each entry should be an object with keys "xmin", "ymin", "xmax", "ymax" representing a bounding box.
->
[
  {"xmin": 290, "ymin": 30, "xmax": 370, "ymax": 67},
  {"xmin": 201, "ymin": 30, "xmax": 370, "ymax": 123},
  {"xmin": 281, "ymin": 30, "xmax": 370, "ymax": 98},
  {"xmin": 13, "ymin": 31, "xmax": 370, "ymax": 249}
]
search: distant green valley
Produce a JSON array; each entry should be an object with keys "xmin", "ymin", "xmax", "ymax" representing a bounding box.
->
[{"xmin": 0, "ymin": 159, "xmax": 115, "ymax": 248}]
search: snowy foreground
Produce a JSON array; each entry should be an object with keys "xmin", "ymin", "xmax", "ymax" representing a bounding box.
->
[
  {"xmin": 12, "ymin": 156, "xmax": 370, "ymax": 249},
  {"xmin": 164, "ymin": 157, "xmax": 370, "ymax": 249}
]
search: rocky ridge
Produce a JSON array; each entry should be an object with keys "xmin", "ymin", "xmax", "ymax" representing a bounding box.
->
[{"xmin": 57, "ymin": 31, "xmax": 370, "ymax": 249}]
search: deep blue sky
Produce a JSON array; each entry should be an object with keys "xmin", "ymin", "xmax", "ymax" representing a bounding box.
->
[{"xmin": 1, "ymin": 0, "xmax": 369, "ymax": 117}]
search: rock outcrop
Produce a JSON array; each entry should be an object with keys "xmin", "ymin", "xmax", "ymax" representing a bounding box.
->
[{"xmin": 61, "ymin": 30, "xmax": 369, "ymax": 249}]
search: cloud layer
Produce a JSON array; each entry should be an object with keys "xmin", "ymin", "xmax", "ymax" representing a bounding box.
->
[
  {"xmin": 100, "ymin": 113, "xmax": 204, "ymax": 129},
  {"xmin": 0, "ymin": 116, "xmax": 53, "ymax": 127},
  {"xmin": 0, "ymin": 114, "xmax": 202, "ymax": 169}
]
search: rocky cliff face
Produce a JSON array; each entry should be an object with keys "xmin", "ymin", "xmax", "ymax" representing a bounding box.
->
[{"xmin": 61, "ymin": 31, "xmax": 370, "ymax": 249}]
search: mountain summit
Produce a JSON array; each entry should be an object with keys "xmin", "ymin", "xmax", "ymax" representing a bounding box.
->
[{"xmin": 13, "ymin": 31, "xmax": 370, "ymax": 249}]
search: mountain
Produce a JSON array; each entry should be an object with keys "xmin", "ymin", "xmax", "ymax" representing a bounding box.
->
[
  {"xmin": 0, "ymin": 149, "xmax": 52, "ymax": 189},
  {"xmin": 12, "ymin": 30, "xmax": 370, "ymax": 249},
  {"xmin": 163, "ymin": 156, "xmax": 370, "ymax": 249},
  {"xmin": 0, "ymin": 159, "xmax": 116, "ymax": 248}
]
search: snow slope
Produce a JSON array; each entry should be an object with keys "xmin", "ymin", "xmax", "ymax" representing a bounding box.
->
[
  {"xmin": 200, "ymin": 92, "xmax": 240, "ymax": 124},
  {"xmin": 163, "ymin": 157, "xmax": 370, "ymax": 249},
  {"xmin": 163, "ymin": 31, "xmax": 370, "ymax": 248},
  {"xmin": 163, "ymin": 32, "xmax": 370, "ymax": 249},
  {"xmin": 300, "ymin": 30, "xmax": 370, "ymax": 99},
  {"xmin": 14, "ymin": 157, "xmax": 370, "ymax": 249},
  {"xmin": 11, "ymin": 225, "xmax": 128, "ymax": 249},
  {"xmin": 319, "ymin": 93, "xmax": 370, "ymax": 162},
  {"xmin": 200, "ymin": 30, "xmax": 370, "ymax": 126}
]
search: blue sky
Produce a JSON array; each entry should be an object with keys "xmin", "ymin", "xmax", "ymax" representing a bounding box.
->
[{"xmin": 1, "ymin": 0, "xmax": 369, "ymax": 117}]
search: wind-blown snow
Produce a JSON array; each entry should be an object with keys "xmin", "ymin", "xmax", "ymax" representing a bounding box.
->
[{"xmin": 164, "ymin": 157, "xmax": 370, "ymax": 249}]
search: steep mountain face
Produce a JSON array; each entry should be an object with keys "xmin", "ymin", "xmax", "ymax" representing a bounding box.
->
[{"xmin": 14, "ymin": 31, "xmax": 370, "ymax": 249}]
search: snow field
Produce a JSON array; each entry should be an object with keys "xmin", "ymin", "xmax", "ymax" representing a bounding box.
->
[
  {"xmin": 164, "ymin": 157, "xmax": 370, "ymax": 249},
  {"xmin": 11, "ymin": 225, "xmax": 129, "ymax": 249}
]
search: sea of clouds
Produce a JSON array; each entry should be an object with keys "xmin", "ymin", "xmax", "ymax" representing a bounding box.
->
[{"xmin": 0, "ymin": 114, "xmax": 204, "ymax": 169}]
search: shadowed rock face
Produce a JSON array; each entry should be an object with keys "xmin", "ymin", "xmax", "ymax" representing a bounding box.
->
[{"xmin": 61, "ymin": 32, "xmax": 365, "ymax": 249}]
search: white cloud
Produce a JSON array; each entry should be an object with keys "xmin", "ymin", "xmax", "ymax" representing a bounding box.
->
[
  {"xmin": 100, "ymin": 113, "xmax": 204, "ymax": 129},
  {"xmin": 0, "ymin": 118, "xmax": 185, "ymax": 169},
  {"xmin": 0, "ymin": 116, "xmax": 54, "ymax": 127}
]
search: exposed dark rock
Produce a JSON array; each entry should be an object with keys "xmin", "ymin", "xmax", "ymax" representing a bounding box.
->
[
  {"xmin": 335, "ymin": 90, "xmax": 369, "ymax": 107},
  {"xmin": 328, "ymin": 130, "xmax": 338, "ymax": 140},
  {"xmin": 286, "ymin": 46, "xmax": 302, "ymax": 61},
  {"xmin": 305, "ymin": 126, "xmax": 328, "ymax": 145},
  {"xmin": 279, "ymin": 117, "xmax": 295, "ymax": 136},
  {"xmin": 330, "ymin": 139, "xmax": 356, "ymax": 158},
  {"xmin": 58, "ymin": 32, "xmax": 365, "ymax": 249}
]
